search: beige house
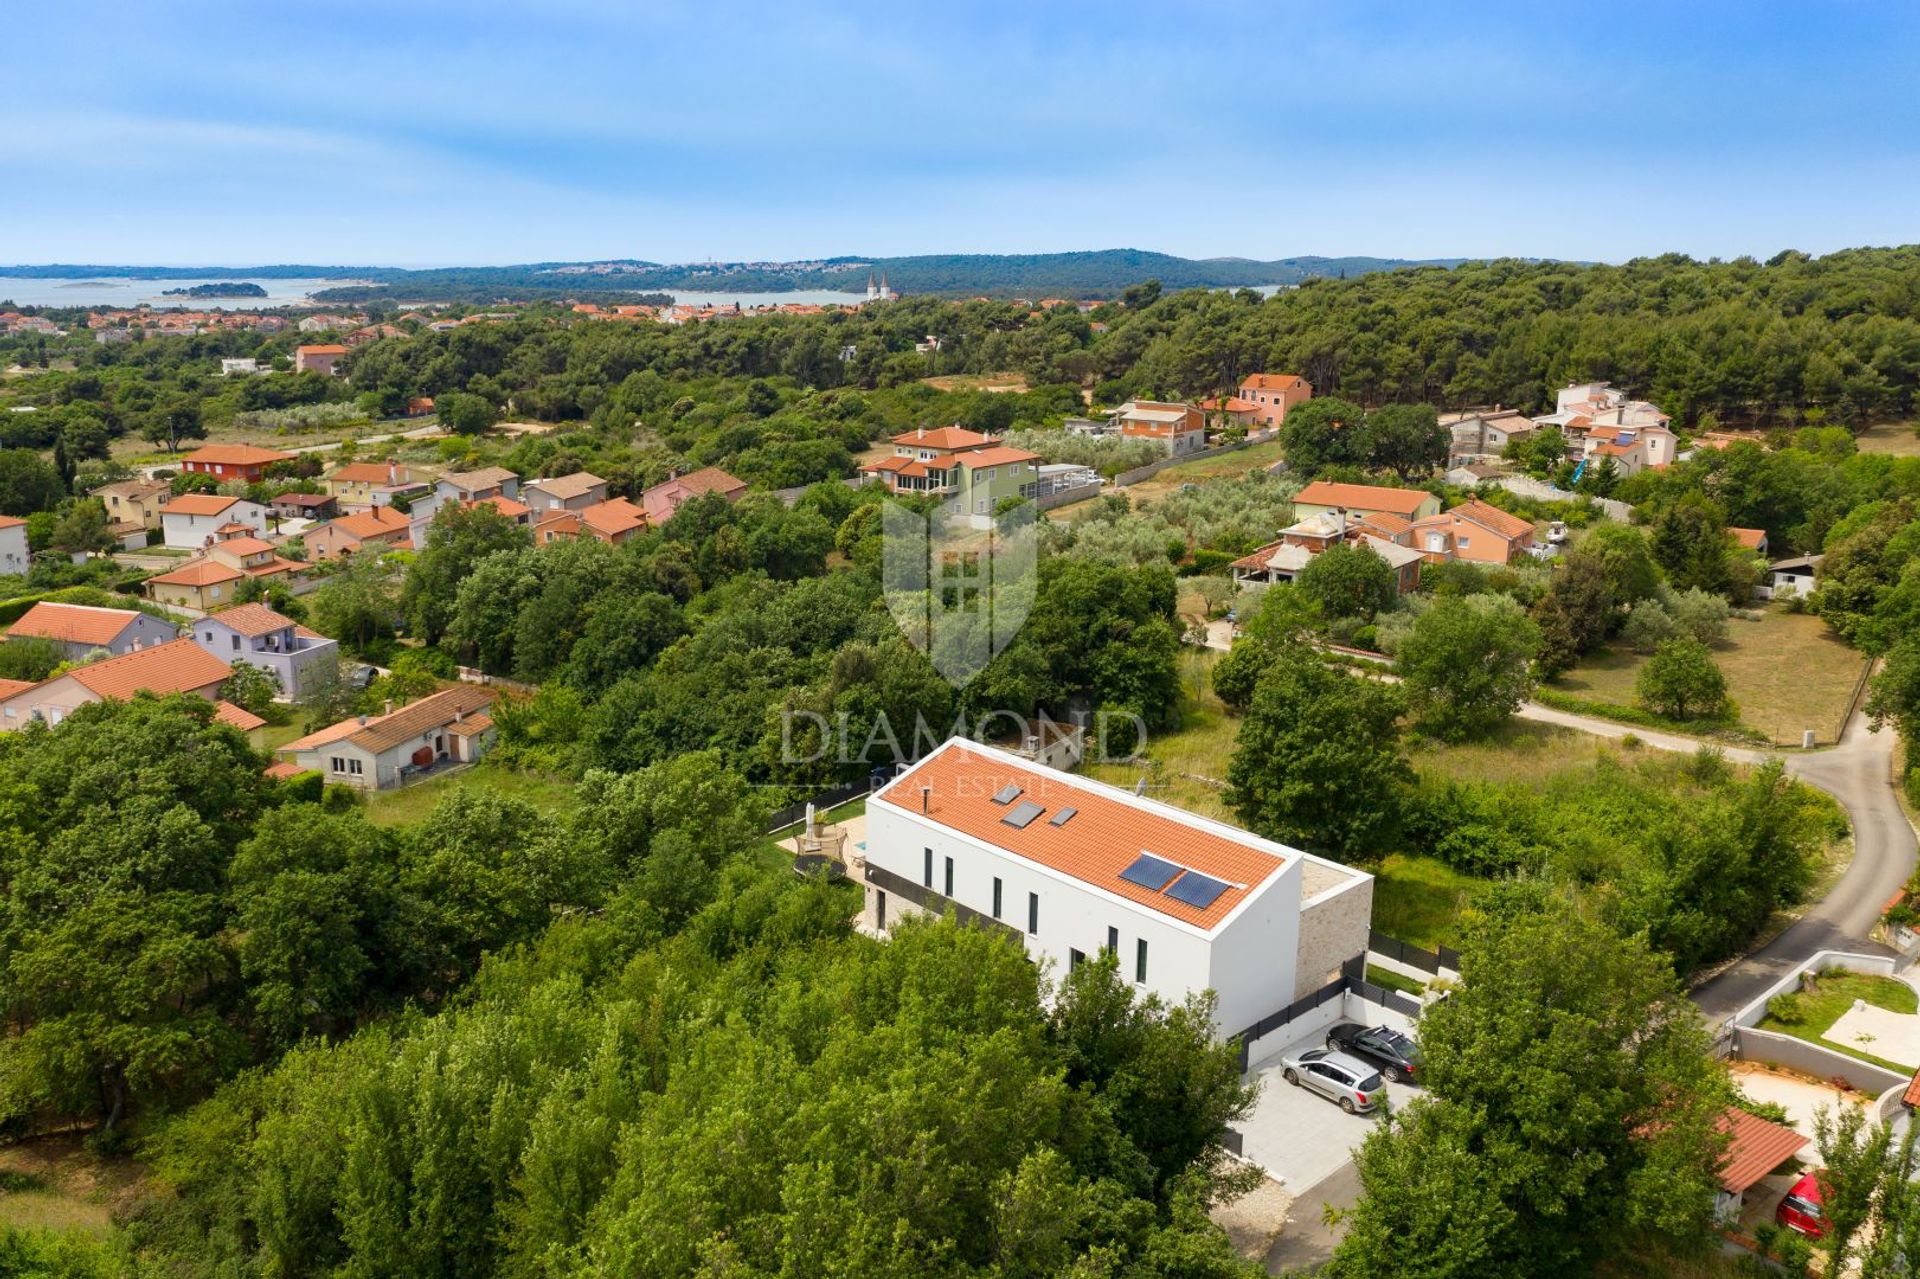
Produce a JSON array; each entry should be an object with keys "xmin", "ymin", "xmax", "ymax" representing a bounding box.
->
[
  {"xmin": 1237, "ymin": 374, "xmax": 1313, "ymax": 429},
  {"xmin": 92, "ymin": 478, "xmax": 172, "ymax": 530},
  {"xmin": 0, "ymin": 638, "xmax": 262, "ymax": 737},
  {"xmin": 277, "ymin": 685, "xmax": 496, "ymax": 788},
  {"xmin": 1292, "ymin": 480, "xmax": 1442, "ymax": 524},
  {"xmin": 325, "ymin": 462, "xmax": 413, "ymax": 506},
  {"xmin": 145, "ymin": 538, "xmax": 307, "ymax": 611},
  {"xmin": 307, "ymin": 507, "xmax": 412, "ymax": 560}
]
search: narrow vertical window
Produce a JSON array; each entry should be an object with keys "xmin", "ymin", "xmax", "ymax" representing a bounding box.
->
[
  {"xmin": 992, "ymin": 877, "xmax": 1003, "ymax": 919},
  {"xmin": 944, "ymin": 856, "xmax": 953, "ymax": 898},
  {"xmin": 924, "ymin": 847, "xmax": 933, "ymax": 888},
  {"xmin": 1070, "ymin": 948, "xmax": 1085, "ymax": 971},
  {"xmin": 1107, "ymin": 926, "xmax": 1118, "ymax": 955},
  {"xmin": 877, "ymin": 890, "xmax": 887, "ymax": 930},
  {"xmin": 1136, "ymin": 938, "xmax": 1148, "ymax": 983},
  {"xmin": 1027, "ymin": 892, "xmax": 1038, "ymax": 936}
]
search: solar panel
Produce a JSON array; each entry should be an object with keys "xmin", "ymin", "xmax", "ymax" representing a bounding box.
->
[
  {"xmin": 1164, "ymin": 871, "xmax": 1230, "ymax": 910},
  {"xmin": 1048, "ymin": 806, "xmax": 1078, "ymax": 827},
  {"xmin": 991, "ymin": 784, "xmax": 1023, "ymax": 805},
  {"xmin": 1001, "ymin": 800, "xmax": 1045, "ymax": 829},
  {"xmin": 1118, "ymin": 853, "xmax": 1181, "ymax": 891}
]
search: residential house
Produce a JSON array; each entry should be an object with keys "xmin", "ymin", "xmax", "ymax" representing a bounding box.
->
[
  {"xmin": 179, "ymin": 444, "xmax": 296, "ymax": 484},
  {"xmin": 1533, "ymin": 383, "xmax": 1672, "ymax": 455},
  {"xmin": 533, "ymin": 510, "xmax": 583, "ymax": 545},
  {"xmin": 145, "ymin": 537, "xmax": 307, "ymax": 611},
  {"xmin": 639, "ymin": 466, "xmax": 748, "ymax": 525},
  {"xmin": 1230, "ymin": 512, "xmax": 1425, "ymax": 594},
  {"xmin": 1292, "ymin": 480, "xmax": 1442, "ymax": 524},
  {"xmin": 1442, "ymin": 407, "xmax": 1537, "ymax": 463},
  {"xmin": 293, "ymin": 344, "xmax": 349, "ymax": 375},
  {"xmin": 270, "ymin": 491, "xmax": 338, "ymax": 521},
  {"xmin": 1730, "ymin": 527, "xmax": 1770, "ymax": 557},
  {"xmin": 523, "ymin": 471, "xmax": 610, "ymax": 512},
  {"xmin": 1580, "ymin": 424, "xmax": 1677, "ymax": 478},
  {"xmin": 1443, "ymin": 461, "xmax": 1507, "ymax": 488},
  {"xmin": 1107, "ymin": 401, "xmax": 1207, "ymax": 456},
  {"xmin": 402, "ymin": 466, "xmax": 522, "ymax": 533},
  {"xmin": 188, "ymin": 603, "xmax": 337, "ymax": 696},
  {"xmin": 0, "ymin": 638, "xmax": 260, "ymax": 735},
  {"xmin": 577, "ymin": 498, "xmax": 649, "ymax": 545},
  {"xmin": 160, "ymin": 494, "xmax": 270, "ymax": 548},
  {"xmin": 220, "ymin": 358, "xmax": 261, "ymax": 376},
  {"xmin": 859, "ymin": 428, "xmax": 1041, "ymax": 525},
  {"xmin": 0, "ymin": 516, "xmax": 27, "ymax": 576},
  {"xmin": 1033, "ymin": 463, "xmax": 1101, "ymax": 498},
  {"xmin": 1197, "ymin": 396, "xmax": 1263, "ymax": 431},
  {"xmin": 1236, "ymin": 374, "xmax": 1313, "ymax": 429},
  {"xmin": 326, "ymin": 462, "xmax": 414, "ymax": 507},
  {"xmin": 92, "ymin": 478, "xmax": 172, "ymax": 530},
  {"xmin": 307, "ymin": 506, "xmax": 412, "ymax": 560},
  {"xmin": 5, "ymin": 602, "xmax": 178, "ymax": 661},
  {"xmin": 1761, "ymin": 554, "xmax": 1822, "ymax": 601},
  {"xmin": 276, "ymin": 685, "xmax": 497, "ymax": 789},
  {"xmin": 405, "ymin": 396, "xmax": 436, "ymax": 417},
  {"xmin": 1407, "ymin": 499, "xmax": 1538, "ymax": 565},
  {"xmin": 858, "ymin": 738, "xmax": 1374, "ymax": 1035}
]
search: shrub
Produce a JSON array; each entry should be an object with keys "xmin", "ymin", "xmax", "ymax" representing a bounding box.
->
[{"xmin": 1765, "ymin": 993, "xmax": 1807, "ymax": 1025}]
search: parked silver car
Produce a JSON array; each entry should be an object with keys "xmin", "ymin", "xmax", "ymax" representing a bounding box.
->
[{"xmin": 1280, "ymin": 1048, "xmax": 1385, "ymax": 1114}]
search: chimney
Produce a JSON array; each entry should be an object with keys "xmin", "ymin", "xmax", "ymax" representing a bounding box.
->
[
  {"xmin": 920, "ymin": 785, "xmax": 931, "ymax": 814},
  {"xmin": 454, "ymin": 707, "xmax": 464, "ymax": 723},
  {"xmin": 383, "ymin": 699, "xmax": 393, "ymax": 716}
]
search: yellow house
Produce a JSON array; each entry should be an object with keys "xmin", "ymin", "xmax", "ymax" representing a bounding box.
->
[{"xmin": 326, "ymin": 462, "xmax": 412, "ymax": 506}]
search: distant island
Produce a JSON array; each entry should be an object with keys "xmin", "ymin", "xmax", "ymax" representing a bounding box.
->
[{"xmin": 162, "ymin": 282, "xmax": 269, "ymax": 298}]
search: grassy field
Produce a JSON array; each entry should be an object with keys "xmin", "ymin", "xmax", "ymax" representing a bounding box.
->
[
  {"xmin": 1372, "ymin": 854, "xmax": 1482, "ymax": 951},
  {"xmin": 1759, "ymin": 971, "xmax": 1918, "ymax": 1074},
  {"xmin": 1857, "ymin": 420, "xmax": 1920, "ymax": 456},
  {"xmin": 921, "ymin": 372, "xmax": 1029, "ymax": 393},
  {"xmin": 1406, "ymin": 719, "xmax": 1610, "ymax": 785},
  {"xmin": 1553, "ymin": 607, "xmax": 1866, "ymax": 744},
  {"xmin": 362, "ymin": 760, "xmax": 581, "ymax": 827},
  {"xmin": 0, "ymin": 1135, "xmax": 143, "ymax": 1240},
  {"xmin": 1083, "ymin": 650, "xmax": 1239, "ymax": 821}
]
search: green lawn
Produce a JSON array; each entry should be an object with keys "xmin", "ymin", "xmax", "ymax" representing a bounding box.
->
[
  {"xmin": 1406, "ymin": 719, "xmax": 1609, "ymax": 786},
  {"xmin": 1553, "ymin": 607, "xmax": 1866, "ymax": 744},
  {"xmin": 1372, "ymin": 854, "xmax": 1482, "ymax": 951},
  {"xmin": 1366, "ymin": 964, "xmax": 1427, "ymax": 996},
  {"xmin": 362, "ymin": 760, "xmax": 581, "ymax": 827},
  {"xmin": 1083, "ymin": 649, "xmax": 1239, "ymax": 821},
  {"xmin": 1759, "ymin": 971, "xmax": 1918, "ymax": 1074}
]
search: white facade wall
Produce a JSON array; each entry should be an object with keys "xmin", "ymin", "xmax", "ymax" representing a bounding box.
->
[
  {"xmin": 0, "ymin": 524, "xmax": 28, "ymax": 576},
  {"xmin": 161, "ymin": 503, "xmax": 268, "ymax": 549},
  {"xmin": 865, "ymin": 795, "xmax": 1294, "ymax": 1033}
]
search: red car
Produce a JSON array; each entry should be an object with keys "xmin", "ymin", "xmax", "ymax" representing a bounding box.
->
[{"xmin": 1776, "ymin": 1171, "xmax": 1827, "ymax": 1239}]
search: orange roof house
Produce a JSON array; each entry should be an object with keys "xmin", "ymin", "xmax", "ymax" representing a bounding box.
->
[
  {"xmin": 307, "ymin": 506, "xmax": 412, "ymax": 560},
  {"xmin": 860, "ymin": 738, "xmax": 1374, "ymax": 1039},
  {"xmin": 1236, "ymin": 373, "xmax": 1313, "ymax": 428},
  {"xmin": 1715, "ymin": 1106, "xmax": 1808, "ymax": 1197},
  {"xmin": 0, "ymin": 638, "xmax": 252, "ymax": 734},
  {"xmin": 1408, "ymin": 499, "xmax": 1538, "ymax": 566},
  {"xmin": 1293, "ymin": 480, "xmax": 1442, "ymax": 522},
  {"xmin": 1730, "ymin": 527, "xmax": 1769, "ymax": 555},
  {"xmin": 5, "ymin": 602, "xmax": 177, "ymax": 657},
  {"xmin": 180, "ymin": 444, "xmax": 296, "ymax": 482},
  {"xmin": 578, "ymin": 498, "xmax": 650, "ymax": 545},
  {"xmin": 640, "ymin": 467, "xmax": 749, "ymax": 525}
]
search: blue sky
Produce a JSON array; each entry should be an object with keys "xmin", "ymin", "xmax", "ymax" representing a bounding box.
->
[{"xmin": 4, "ymin": 1, "xmax": 1917, "ymax": 266}]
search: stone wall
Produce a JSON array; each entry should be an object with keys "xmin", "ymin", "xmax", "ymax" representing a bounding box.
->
[{"xmin": 1293, "ymin": 874, "xmax": 1373, "ymax": 999}]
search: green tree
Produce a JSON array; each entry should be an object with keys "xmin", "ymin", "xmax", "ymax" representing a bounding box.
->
[
  {"xmin": 220, "ymin": 663, "xmax": 281, "ymax": 715},
  {"xmin": 400, "ymin": 502, "xmax": 530, "ymax": 645},
  {"xmin": 1530, "ymin": 552, "xmax": 1614, "ymax": 677},
  {"xmin": 1329, "ymin": 909, "xmax": 1726, "ymax": 1278},
  {"xmin": 1651, "ymin": 494, "xmax": 1734, "ymax": 598},
  {"xmin": 1397, "ymin": 594, "xmax": 1539, "ymax": 741},
  {"xmin": 140, "ymin": 394, "xmax": 207, "ymax": 453},
  {"xmin": 1868, "ymin": 634, "xmax": 1920, "ymax": 750},
  {"xmin": 48, "ymin": 499, "xmax": 115, "ymax": 556},
  {"xmin": 1227, "ymin": 652, "xmax": 1409, "ymax": 859},
  {"xmin": 1296, "ymin": 542, "xmax": 1397, "ymax": 622},
  {"xmin": 0, "ymin": 449, "xmax": 65, "ymax": 516},
  {"xmin": 436, "ymin": 391, "xmax": 499, "ymax": 435},
  {"xmin": 1637, "ymin": 636, "xmax": 1729, "ymax": 720},
  {"xmin": 1583, "ymin": 523, "xmax": 1661, "ymax": 605},
  {"xmin": 1365, "ymin": 403, "xmax": 1447, "ymax": 480},
  {"xmin": 308, "ymin": 551, "xmax": 400, "ymax": 651},
  {"xmin": 1278, "ymin": 397, "xmax": 1369, "ymax": 476}
]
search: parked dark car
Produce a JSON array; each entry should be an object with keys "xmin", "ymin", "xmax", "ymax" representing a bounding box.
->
[{"xmin": 1326, "ymin": 1023, "xmax": 1424, "ymax": 1083}]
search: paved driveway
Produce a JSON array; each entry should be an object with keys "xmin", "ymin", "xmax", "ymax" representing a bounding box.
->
[{"xmin": 1239, "ymin": 1031, "xmax": 1392, "ymax": 1192}]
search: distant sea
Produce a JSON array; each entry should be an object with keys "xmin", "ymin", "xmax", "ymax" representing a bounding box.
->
[
  {"xmin": 0, "ymin": 277, "xmax": 356, "ymax": 309},
  {"xmin": 649, "ymin": 290, "xmax": 870, "ymax": 308}
]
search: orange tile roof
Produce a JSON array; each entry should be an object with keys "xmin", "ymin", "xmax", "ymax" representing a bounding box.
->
[
  {"xmin": 877, "ymin": 740, "xmax": 1294, "ymax": 931},
  {"xmin": 182, "ymin": 444, "xmax": 295, "ymax": 467},
  {"xmin": 263, "ymin": 760, "xmax": 308, "ymax": 780},
  {"xmin": 1295, "ymin": 480, "xmax": 1434, "ymax": 517},
  {"xmin": 282, "ymin": 686, "xmax": 495, "ymax": 755},
  {"xmin": 64, "ymin": 638, "xmax": 230, "ymax": 700},
  {"xmin": 953, "ymin": 446, "xmax": 1040, "ymax": 467},
  {"xmin": 1730, "ymin": 527, "xmax": 1768, "ymax": 551},
  {"xmin": 579, "ymin": 497, "xmax": 649, "ymax": 537},
  {"xmin": 0, "ymin": 516, "xmax": 24, "ymax": 530},
  {"xmin": 473, "ymin": 495, "xmax": 530, "ymax": 519},
  {"xmin": 213, "ymin": 700, "xmax": 266, "ymax": 731},
  {"xmin": 328, "ymin": 462, "xmax": 406, "ymax": 484},
  {"xmin": 665, "ymin": 466, "xmax": 746, "ymax": 496},
  {"xmin": 327, "ymin": 507, "xmax": 411, "ymax": 540},
  {"xmin": 6, "ymin": 602, "xmax": 152, "ymax": 646},
  {"xmin": 164, "ymin": 494, "xmax": 243, "ymax": 517},
  {"xmin": 889, "ymin": 426, "xmax": 997, "ymax": 451},
  {"xmin": 0, "ymin": 678, "xmax": 33, "ymax": 700},
  {"xmin": 1717, "ymin": 1106, "xmax": 1807, "ymax": 1193},
  {"xmin": 296, "ymin": 343, "xmax": 348, "ymax": 355},
  {"xmin": 1242, "ymin": 373, "xmax": 1309, "ymax": 392},
  {"xmin": 1420, "ymin": 499, "xmax": 1536, "ymax": 542},
  {"xmin": 534, "ymin": 510, "xmax": 582, "ymax": 536},
  {"xmin": 1199, "ymin": 396, "xmax": 1261, "ymax": 413},
  {"xmin": 203, "ymin": 603, "xmax": 297, "ymax": 637},
  {"xmin": 1355, "ymin": 512, "xmax": 1413, "ymax": 537},
  {"xmin": 860, "ymin": 454, "xmax": 913, "ymax": 474},
  {"xmin": 446, "ymin": 712, "xmax": 493, "ymax": 737},
  {"xmin": 147, "ymin": 560, "xmax": 243, "ymax": 587},
  {"xmin": 213, "ymin": 536, "xmax": 277, "ymax": 556}
]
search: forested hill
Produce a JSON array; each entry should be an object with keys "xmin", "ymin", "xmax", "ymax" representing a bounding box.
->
[{"xmin": 2, "ymin": 250, "xmax": 1464, "ymax": 300}]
